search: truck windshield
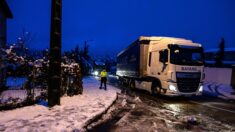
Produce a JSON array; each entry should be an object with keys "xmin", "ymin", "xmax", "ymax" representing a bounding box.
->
[{"xmin": 170, "ymin": 46, "xmax": 204, "ymax": 66}]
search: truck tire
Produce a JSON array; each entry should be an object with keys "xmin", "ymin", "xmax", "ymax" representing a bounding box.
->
[
  {"xmin": 129, "ymin": 79, "xmax": 135, "ymax": 89},
  {"xmin": 118, "ymin": 77, "xmax": 124, "ymax": 86},
  {"xmin": 151, "ymin": 81, "xmax": 161, "ymax": 95},
  {"xmin": 122, "ymin": 77, "xmax": 129, "ymax": 87}
]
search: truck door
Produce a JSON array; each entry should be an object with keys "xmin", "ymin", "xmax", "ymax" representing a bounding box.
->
[
  {"xmin": 158, "ymin": 49, "xmax": 169, "ymax": 88},
  {"xmin": 148, "ymin": 50, "xmax": 168, "ymax": 77},
  {"xmin": 147, "ymin": 49, "xmax": 168, "ymax": 91}
]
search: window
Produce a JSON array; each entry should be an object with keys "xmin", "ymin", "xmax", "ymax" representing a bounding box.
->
[
  {"xmin": 192, "ymin": 53, "xmax": 201, "ymax": 61},
  {"xmin": 159, "ymin": 49, "xmax": 168, "ymax": 63},
  {"xmin": 148, "ymin": 52, "xmax": 152, "ymax": 66},
  {"xmin": 170, "ymin": 47, "xmax": 203, "ymax": 66}
]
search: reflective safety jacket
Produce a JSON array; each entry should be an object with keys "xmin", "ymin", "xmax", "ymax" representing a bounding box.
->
[{"xmin": 100, "ymin": 70, "xmax": 107, "ymax": 77}]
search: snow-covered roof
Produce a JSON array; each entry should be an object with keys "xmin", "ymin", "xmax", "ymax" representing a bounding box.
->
[
  {"xmin": 205, "ymin": 48, "xmax": 235, "ymax": 52},
  {"xmin": 139, "ymin": 36, "xmax": 188, "ymax": 41}
]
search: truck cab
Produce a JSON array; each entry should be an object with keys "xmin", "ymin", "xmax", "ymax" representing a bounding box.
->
[{"xmin": 146, "ymin": 37, "xmax": 204, "ymax": 96}]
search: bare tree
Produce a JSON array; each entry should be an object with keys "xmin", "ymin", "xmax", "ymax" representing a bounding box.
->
[{"xmin": 215, "ymin": 38, "xmax": 225, "ymax": 67}]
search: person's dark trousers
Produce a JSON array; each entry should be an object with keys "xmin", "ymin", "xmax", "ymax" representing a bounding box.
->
[{"xmin": 100, "ymin": 77, "xmax": 107, "ymax": 90}]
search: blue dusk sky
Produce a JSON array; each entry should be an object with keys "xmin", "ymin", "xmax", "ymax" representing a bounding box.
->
[{"xmin": 6, "ymin": 0, "xmax": 235, "ymax": 56}]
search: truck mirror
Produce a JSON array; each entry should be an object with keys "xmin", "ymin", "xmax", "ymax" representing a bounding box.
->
[
  {"xmin": 163, "ymin": 59, "xmax": 168, "ymax": 64},
  {"xmin": 159, "ymin": 49, "xmax": 168, "ymax": 64}
]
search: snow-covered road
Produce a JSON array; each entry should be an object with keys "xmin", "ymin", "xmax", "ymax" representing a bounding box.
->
[
  {"xmin": 88, "ymin": 93, "xmax": 235, "ymax": 132},
  {"xmin": 91, "ymin": 75, "xmax": 235, "ymax": 131}
]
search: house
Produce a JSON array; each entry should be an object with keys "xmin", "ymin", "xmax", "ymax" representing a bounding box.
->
[
  {"xmin": 0, "ymin": 0, "xmax": 13, "ymax": 47},
  {"xmin": 204, "ymin": 48, "xmax": 235, "ymax": 67}
]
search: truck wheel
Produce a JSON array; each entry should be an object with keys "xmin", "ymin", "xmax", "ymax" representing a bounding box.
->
[
  {"xmin": 118, "ymin": 78, "xmax": 124, "ymax": 86},
  {"xmin": 129, "ymin": 80, "xmax": 135, "ymax": 89},
  {"xmin": 151, "ymin": 82, "xmax": 161, "ymax": 95}
]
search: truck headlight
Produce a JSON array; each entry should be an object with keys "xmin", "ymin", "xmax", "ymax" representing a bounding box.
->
[
  {"xmin": 169, "ymin": 84, "xmax": 177, "ymax": 92},
  {"xmin": 199, "ymin": 85, "xmax": 203, "ymax": 92}
]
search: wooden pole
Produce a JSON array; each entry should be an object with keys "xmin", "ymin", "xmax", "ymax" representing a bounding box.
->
[{"xmin": 48, "ymin": 0, "xmax": 62, "ymax": 107}]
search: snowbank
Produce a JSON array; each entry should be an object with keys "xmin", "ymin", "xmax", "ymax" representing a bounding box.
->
[
  {"xmin": 203, "ymin": 67, "xmax": 235, "ymax": 101},
  {"xmin": 0, "ymin": 89, "xmax": 42, "ymax": 104},
  {"xmin": 204, "ymin": 82, "xmax": 235, "ymax": 101},
  {"xmin": 0, "ymin": 77, "xmax": 120, "ymax": 131}
]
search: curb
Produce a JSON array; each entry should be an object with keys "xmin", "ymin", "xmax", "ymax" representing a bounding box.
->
[{"xmin": 82, "ymin": 91, "xmax": 118, "ymax": 131}]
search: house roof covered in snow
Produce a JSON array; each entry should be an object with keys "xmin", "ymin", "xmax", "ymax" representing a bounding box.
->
[
  {"xmin": 0, "ymin": 0, "xmax": 13, "ymax": 18},
  {"xmin": 205, "ymin": 48, "xmax": 235, "ymax": 52}
]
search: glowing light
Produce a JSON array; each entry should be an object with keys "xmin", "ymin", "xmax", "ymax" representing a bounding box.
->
[
  {"xmin": 199, "ymin": 85, "xmax": 203, "ymax": 92},
  {"xmin": 169, "ymin": 84, "xmax": 177, "ymax": 91},
  {"xmin": 93, "ymin": 71, "xmax": 99, "ymax": 76}
]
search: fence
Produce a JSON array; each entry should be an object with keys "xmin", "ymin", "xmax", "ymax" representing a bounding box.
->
[
  {"xmin": 0, "ymin": 76, "xmax": 47, "ymax": 110},
  {"xmin": 0, "ymin": 62, "xmax": 83, "ymax": 110}
]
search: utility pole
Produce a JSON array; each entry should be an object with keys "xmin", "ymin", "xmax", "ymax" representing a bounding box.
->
[{"xmin": 48, "ymin": 0, "xmax": 62, "ymax": 107}]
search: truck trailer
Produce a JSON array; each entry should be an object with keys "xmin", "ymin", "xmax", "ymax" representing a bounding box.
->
[{"xmin": 116, "ymin": 36, "xmax": 204, "ymax": 96}]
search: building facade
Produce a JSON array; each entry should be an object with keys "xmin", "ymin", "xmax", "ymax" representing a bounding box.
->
[{"xmin": 0, "ymin": 0, "xmax": 13, "ymax": 47}]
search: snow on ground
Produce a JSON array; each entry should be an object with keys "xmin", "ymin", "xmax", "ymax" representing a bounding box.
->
[
  {"xmin": 0, "ymin": 89, "xmax": 43, "ymax": 104},
  {"xmin": 0, "ymin": 77, "xmax": 120, "ymax": 131},
  {"xmin": 203, "ymin": 82, "xmax": 235, "ymax": 101}
]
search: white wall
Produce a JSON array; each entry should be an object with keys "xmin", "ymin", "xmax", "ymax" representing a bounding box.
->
[{"xmin": 204, "ymin": 67, "xmax": 232, "ymax": 85}]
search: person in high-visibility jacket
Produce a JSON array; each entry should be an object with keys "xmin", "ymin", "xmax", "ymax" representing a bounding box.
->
[{"xmin": 99, "ymin": 69, "xmax": 108, "ymax": 90}]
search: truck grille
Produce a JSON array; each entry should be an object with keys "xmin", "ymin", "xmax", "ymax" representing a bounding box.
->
[{"xmin": 176, "ymin": 72, "xmax": 201, "ymax": 93}]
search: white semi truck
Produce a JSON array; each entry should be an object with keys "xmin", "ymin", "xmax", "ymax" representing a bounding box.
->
[{"xmin": 116, "ymin": 36, "xmax": 204, "ymax": 96}]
